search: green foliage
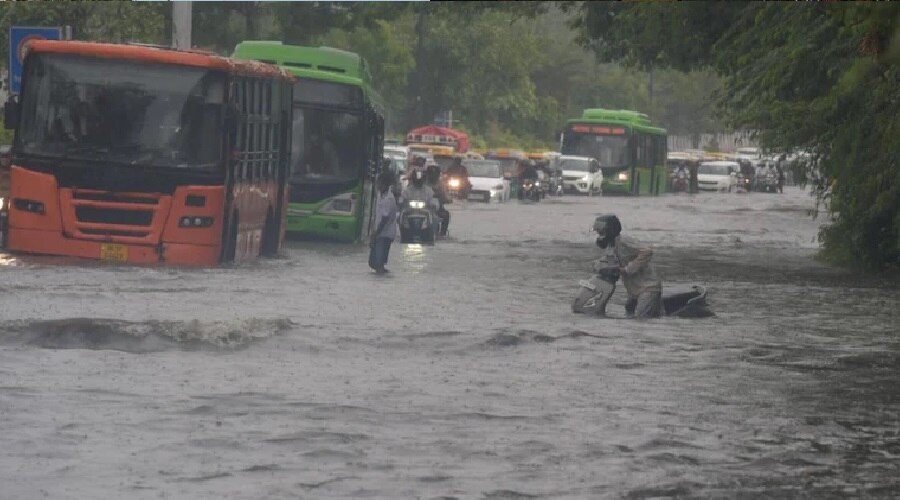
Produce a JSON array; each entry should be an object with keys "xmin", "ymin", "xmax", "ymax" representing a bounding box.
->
[
  {"xmin": 573, "ymin": 2, "xmax": 900, "ymax": 270},
  {"xmin": 0, "ymin": 117, "xmax": 14, "ymax": 145}
]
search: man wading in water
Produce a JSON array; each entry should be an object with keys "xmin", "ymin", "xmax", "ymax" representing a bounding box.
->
[{"xmin": 593, "ymin": 215, "xmax": 663, "ymax": 318}]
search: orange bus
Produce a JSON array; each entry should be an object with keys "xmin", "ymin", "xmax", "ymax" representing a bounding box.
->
[{"xmin": 2, "ymin": 40, "xmax": 294, "ymax": 265}]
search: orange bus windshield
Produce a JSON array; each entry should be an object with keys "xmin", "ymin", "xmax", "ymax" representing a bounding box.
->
[{"xmin": 18, "ymin": 52, "xmax": 225, "ymax": 172}]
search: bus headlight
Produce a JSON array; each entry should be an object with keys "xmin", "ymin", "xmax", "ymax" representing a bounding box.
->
[
  {"xmin": 319, "ymin": 192, "xmax": 357, "ymax": 215},
  {"xmin": 617, "ymin": 172, "xmax": 629, "ymax": 181}
]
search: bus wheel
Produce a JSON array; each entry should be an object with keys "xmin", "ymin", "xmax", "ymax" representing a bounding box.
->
[
  {"xmin": 260, "ymin": 210, "xmax": 278, "ymax": 257},
  {"xmin": 224, "ymin": 213, "xmax": 239, "ymax": 263}
]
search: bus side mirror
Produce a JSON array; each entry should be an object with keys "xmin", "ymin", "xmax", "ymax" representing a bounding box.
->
[{"xmin": 4, "ymin": 99, "xmax": 20, "ymax": 130}]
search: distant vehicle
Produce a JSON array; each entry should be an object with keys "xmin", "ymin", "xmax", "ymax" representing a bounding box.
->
[
  {"xmin": 561, "ymin": 108, "xmax": 667, "ymax": 196},
  {"xmin": 697, "ymin": 161, "xmax": 739, "ymax": 192},
  {"xmin": 462, "ymin": 159, "xmax": 509, "ymax": 202},
  {"xmin": 557, "ymin": 155, "xmax": 603, "ymax": 196},
  {"xmin": 384, "ymin": 145, "xmax": 409, "ymax": 159},
  {"xmin": 666, "ymin": 152, "xmax": 699, "ymax": 192},
  {"xmin": 735, "ymin": 147, "xmax": 760, "ymax": 163}
]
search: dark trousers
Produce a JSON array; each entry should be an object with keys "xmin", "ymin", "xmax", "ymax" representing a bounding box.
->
[
  {"xmin": 368, "ymin": 236, "xmax": 392, "ymax": 271},
  {"xmin": 437, "ymin": 208, "xmax": 450, "ymax": 236}
]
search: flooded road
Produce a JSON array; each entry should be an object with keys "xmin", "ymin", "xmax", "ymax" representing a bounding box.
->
[{"xmin": 1, "ymin": 186, "xmax": 899, "ymax": 498}]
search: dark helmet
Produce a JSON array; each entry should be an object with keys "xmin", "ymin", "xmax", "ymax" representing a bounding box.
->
[
  {"xmin": 593, "ymin": 214, "xmax": 622, "ymax": 248},
  {"xmin": 411, "ymin": 168, "xmax": 425, "ymax": 187}
]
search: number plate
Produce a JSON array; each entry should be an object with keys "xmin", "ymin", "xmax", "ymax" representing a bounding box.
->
[
  {"xmin": 99, "ymin": 243, "xmax": 128, "ymax": 262},
  {"xmin": 468, "ymin": 194, "xmax": 483, "ymax": 201}
]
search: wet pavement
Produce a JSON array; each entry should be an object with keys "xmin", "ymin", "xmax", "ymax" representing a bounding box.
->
[{"xmin": 1, "ymin": 186, "xmax": 899, "ymax": 498}]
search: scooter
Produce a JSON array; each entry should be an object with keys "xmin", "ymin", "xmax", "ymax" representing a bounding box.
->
[
  {"xmin": 572, "ymin": 265, "xmax": 715, "ymax": 318},
  {"xmin": 399, "ymin": 198, "xmax": 438, "ymax": 245},
  {"xmin": 757, "ymin": 172, "xmax": 779, "ymax": 193},
  {"xmin": 518, "ymin": 178, "xmax": 541, "ymax": 202}
]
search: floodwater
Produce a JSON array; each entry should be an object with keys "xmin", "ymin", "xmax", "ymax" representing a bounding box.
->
[{"xmin": 1, "ymin": 186, "xmax": 898, "ymax": 499}]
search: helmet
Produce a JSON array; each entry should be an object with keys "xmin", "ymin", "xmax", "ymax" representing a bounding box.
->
[
  {"xmin": 411, "ymin": 168, "xmax": 425, "ymax": 187},
  {"xmin": 593, "ymin": 214, "xmax": 622, "ymax": 248}
]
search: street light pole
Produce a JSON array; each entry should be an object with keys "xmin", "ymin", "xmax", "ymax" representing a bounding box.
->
[{"xmin": 172, "ymin": 1, "xmax": 192, "ymax": 50}]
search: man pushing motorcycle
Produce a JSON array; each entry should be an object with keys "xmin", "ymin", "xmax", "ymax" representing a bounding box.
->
[{"xmin": 592, "ymin": 215, "xmax": 662, "ymax": 318}]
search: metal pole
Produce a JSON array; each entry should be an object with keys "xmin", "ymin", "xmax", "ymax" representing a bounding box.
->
[
  {"xmin": 172, "ymin": 1, "xmax": 192, "ymax": 50},
  {"xmin": 448, "ymin": 110, "xmax": 452, "ymax": 129}
]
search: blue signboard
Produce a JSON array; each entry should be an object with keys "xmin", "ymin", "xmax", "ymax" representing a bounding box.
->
[{"xmin": 9, "ymin": 26, "xmax": 62, "ymax": 94}]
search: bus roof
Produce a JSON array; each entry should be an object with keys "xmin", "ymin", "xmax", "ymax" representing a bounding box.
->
[
  {"xmin": 567, "ymin": 107, "xmax": 666, "ymax": 135},
  {"xmin": 28, "ymin": 40, "xmax": 293, "ymax": 80},
  {"xmin": 232, "ymin": 41, "xmax": 382, "ymax": 110}
]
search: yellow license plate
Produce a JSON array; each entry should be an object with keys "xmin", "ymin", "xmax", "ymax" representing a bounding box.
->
[{"xmin": 99, "ymin": 243, "xmax": 128, "ymax": 262}]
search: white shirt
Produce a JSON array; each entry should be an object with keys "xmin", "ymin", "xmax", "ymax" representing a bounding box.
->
[{"xmin": 374, "ymin": 190, "xmax": 399, "ymax": 240}]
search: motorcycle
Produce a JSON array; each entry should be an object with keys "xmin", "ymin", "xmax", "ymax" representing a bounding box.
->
[
  {"xmin": 572, "ymin": 266, "xmax": 715, "ymax": 318},
  {"xmin": 399, "ymin": 198, "xmax": 438, "ymax": 244},
  {"xmin": 735, "ymin": 173, "xmax": 753, "ymax": 192},
  {"xmin": 518, "ymin": 178, "xmax": 542, "ymax": 202},
  {"xmin": 444, "ymin": 175, "xmax": 469, "ymax": 201},
  {"xmin": 757, "ymin": 171, "xmax": 779, "ymax": 193}
]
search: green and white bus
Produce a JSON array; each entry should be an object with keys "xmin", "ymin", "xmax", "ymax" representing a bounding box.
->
[
  {"xmin": 560, "ymin": 108, "xmax": 668, "ymax": 195},
  {"xmin": 233, "ymin": 41, "xmax": 385, "ymax": 242}
]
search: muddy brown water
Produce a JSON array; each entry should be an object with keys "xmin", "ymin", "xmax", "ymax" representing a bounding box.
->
[{"xmin": 1, "ymin": 186, "xmax": 898, "ymax": 498}]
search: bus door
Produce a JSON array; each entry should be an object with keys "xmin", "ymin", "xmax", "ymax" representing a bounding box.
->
[{"xmin": 360, "ymin": 108, "xmax": 383, "ymax": 242}]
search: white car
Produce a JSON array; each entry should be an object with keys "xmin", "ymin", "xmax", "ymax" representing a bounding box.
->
[
  {"xmin": 557, "ymin": 155, "xmax": 603, "ymax": 196},
  {"xmin": 461, "ymin": 160, "xmax": 509, "ymax": 202},
  {"xmin": 384, "ymin": 145, "xmax": 409, "ymax": 159},
  {"xmin": 697, "ymin": 161, "xmax": 739, "ymax": 192}
]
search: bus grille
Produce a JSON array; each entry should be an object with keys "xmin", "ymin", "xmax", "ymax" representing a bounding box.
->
[
  {"xmin": 75, "ymin": 206, "xmax": 154, "ymax": 226},
  {"xmin": 73, "ymin": 192, "xmax": 159, "ymax": 205}
]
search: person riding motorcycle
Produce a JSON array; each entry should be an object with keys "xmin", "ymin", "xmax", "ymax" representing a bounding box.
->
[
  {"xmin": 593, "ymin": 214, "xmax": 662, "ymax": 318},
  {"xmin": 444, "ymin": 157, "xmax": 471, "ymax": 198},
  {"xmin": 401, "ymin": 167, "xmax": 435, "ymax": 210},
  {"xmin": 517, "ymin": 159, "xmax": 540, "ymax": 200},
  {"xmin": 426, "ymin": 163, "xmax": 451, "ymax": 236}
]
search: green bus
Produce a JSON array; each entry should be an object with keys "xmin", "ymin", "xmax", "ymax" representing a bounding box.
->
[
  {"xmin": 233, "ymin": 41, "xmax": 385, "ymax": 242},
  {"xmin": 560, "ymin": 108, "xmax": 668, "ymax": 195}
]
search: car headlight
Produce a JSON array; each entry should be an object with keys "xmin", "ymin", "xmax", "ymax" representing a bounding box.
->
[
  {"xmin": 617, "ymin": 172, "xmax": 628, "ymax": 181},
  {"xmin": 409, "ymin": 200, "xmax": 425, "ymax": 209},
  {"xmin": 448, "ymin": 178, "xmax": 461, "ymax": 188},
  {"xmin": 0, "ymin": 197, "xmax": 5, "ymax": 211}
]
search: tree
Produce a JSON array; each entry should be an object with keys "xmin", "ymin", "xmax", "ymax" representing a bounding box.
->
[{"xmin": 572, "ymin": 2, "xmax": 900, "ymax": 269}]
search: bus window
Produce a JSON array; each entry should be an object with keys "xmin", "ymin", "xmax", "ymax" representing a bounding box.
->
[
  {"xmin": 563, "ymin": 131, "xmax": 629, "ymax": 168},
  {"xmin": 294, "ymin": 108, "xmax": 362, "ymax": 182}
]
